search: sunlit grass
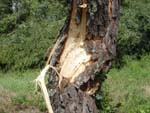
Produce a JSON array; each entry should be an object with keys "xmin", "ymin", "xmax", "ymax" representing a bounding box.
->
[
  {"xmin": 105, "ymin": 55, "xmax": 150, "ymax": 113},
  {"xmin": 0, "ymin": 70, "xmax": 38, "ymax": 94},
  {"xmin": 0, "ymin": 70, "xmax": 47, "ymax": 112},
  {"xmin": 0, "ymin": 55, "xmax": 150, "ymax": 113}
]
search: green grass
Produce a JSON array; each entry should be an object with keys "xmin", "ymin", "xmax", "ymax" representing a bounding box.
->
[
  {"xmin": 0, "ymin": 70, "xmax": 47, "ymax": 112},
  {"xmin": 0, "ymin": 55, "xmax": 150, "ymax": 113},
  {"xmin": 105, "ymin": 55, "xmax": 150, "ymax": 113},
  {"xmin": 0, "ymin": 70, "xmax": 37, "ymax": 94}
]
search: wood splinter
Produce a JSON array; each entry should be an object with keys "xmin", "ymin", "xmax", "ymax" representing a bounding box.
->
[
  {"xmin": 79, "ymin": 3, "xmax": 87, "ymax": 8},
  {"xmin": 34, "ymin": 65, "xmax": 61, "ymax": 113}
]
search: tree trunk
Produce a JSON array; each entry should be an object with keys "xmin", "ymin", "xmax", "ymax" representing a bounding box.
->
[
  {"xmin": 46, "ymin": 0, "xmax": 120, "ymax": 113},
  {"xmin": 12, "ymin": 0, "xmax": 20, "ymax": 13}
]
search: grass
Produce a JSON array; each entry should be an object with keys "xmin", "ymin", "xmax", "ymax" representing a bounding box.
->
[
  {"xmin": 0, "ymin": 70, "xmax": 47, "ymax": 113},
  {"xmin": 104, "ymin": 55, "xmax": 150, "ymax": 113},
  {"xmin": 0, "ymin": 70, "xmax": 37, "ymax": 94},
  {"xmin": 0, "ymin": 55, "xmax": 150, "ymax": 113}
]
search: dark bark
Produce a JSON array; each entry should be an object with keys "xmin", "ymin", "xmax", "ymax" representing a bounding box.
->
[{"xmin": 46, "ymin": 0, "xmax": 119, "ymax": 113}]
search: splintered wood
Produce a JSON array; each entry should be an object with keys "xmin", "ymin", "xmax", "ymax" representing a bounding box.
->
[
  {"xmin": 59, "ymin": 0, "xmax": 89, "ymax": 83},
  {"xmin": 36, "ymin": 0, "xmax": 119, "ymax": 113},
  {"xmin": 34, "ymin": 65, "xmax": 54, "ymax": 113}
]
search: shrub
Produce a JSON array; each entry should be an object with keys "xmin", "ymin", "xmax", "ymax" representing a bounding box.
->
[
  {"xmin": 116, "ymin": 0, "xmax": 150, "ymax": 67},
  {"xmin": 0, "ymin": 0, "xmax": 66, "ymax": 71}
]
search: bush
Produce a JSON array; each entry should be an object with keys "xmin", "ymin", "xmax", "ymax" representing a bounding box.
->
[
  {"xmin": 116, "ymin": 0, "xmax": 150, "ymax": 67},
  {"xmin": 0, "ymin": 0, "xmax": 66, "ymax": 71}
]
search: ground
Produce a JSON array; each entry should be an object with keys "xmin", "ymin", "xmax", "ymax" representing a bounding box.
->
[
  {"xmin": 105, "ymin": 55, "xmax": 150, "ymax": 113},
  {"xmin": 0, "ymin": 87, "xmax": 44, "ymax": 113},
  {"xmin": 0, "ymin": 55, "xmax": 150, "ymax": 113},
  {"xmin": 0, "ymin": 70, "xmax": 47, "ymax": 113}
]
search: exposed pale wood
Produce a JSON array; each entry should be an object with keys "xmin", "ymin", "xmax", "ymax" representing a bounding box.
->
[
  {"xmin": 44, "ymin": 0, "xmax": 120, "ymax": 112},
  {"xmin": 34, "ymin": 65, "xmax": 61, "ymax": 113}
]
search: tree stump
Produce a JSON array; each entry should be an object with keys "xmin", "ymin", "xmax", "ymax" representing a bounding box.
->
[{"xmin": 46, "ymin": 0, "xmax": 120, "ymax": 113}]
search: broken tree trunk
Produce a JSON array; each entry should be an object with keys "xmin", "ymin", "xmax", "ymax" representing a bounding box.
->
[{"xmin": 45, "ymin": 0, "xmax": 119, "ymax": 113}]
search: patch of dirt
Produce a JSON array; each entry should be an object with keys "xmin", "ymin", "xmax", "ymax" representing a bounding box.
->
[
  {"xmin": 0, "ymin": 87, "xmax": 45, "ymax": 113},
  {"xmin": 142, "ymin": 85, "xmax": 150, "ymax": 97}
]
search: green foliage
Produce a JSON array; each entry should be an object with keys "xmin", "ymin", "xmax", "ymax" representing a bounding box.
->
[
  {"xmin": 116, "ymin": 0, "xmax": 150, "ymax": 66},
  {"xmin": 0, "ymin": 14, "xmax": 17, "ymax": 33},
  {"xmin": 0, "ymin": 0, "xmax": 67, "ymax": 71},
  {"xmin": 0, "ymin": 0, "xmax": 12, "ymax": 16}
]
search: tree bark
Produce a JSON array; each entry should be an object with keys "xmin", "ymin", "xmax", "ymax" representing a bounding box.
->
[{"xmin": 46, "ymin": 0, "xmax": 120, "ymax": 113}]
